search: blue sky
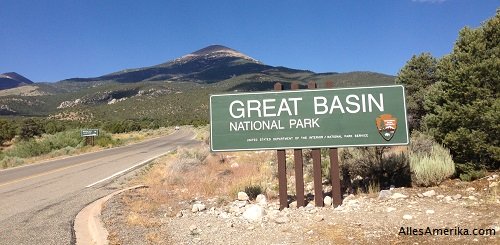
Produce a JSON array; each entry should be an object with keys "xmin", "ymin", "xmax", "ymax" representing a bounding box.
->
[{"xmin": 1, "ymin": 0, "xmax": 498, "ymax": 82}]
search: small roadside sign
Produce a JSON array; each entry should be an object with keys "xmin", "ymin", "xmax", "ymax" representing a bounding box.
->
[{"xmin": 80, "ymin": 129, "xmax": 99, "ymax": 137}]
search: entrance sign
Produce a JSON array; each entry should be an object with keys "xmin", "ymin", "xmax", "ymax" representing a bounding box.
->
[
  {"xmin": 210, "ymin": 85, "xmax": 408, "ymax": 151},
  {"xmin": 81, "ymin": 129, "xmax": 99, "ymax": 137}
]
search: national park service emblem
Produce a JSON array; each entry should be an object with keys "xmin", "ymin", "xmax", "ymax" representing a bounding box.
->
[{"xmin": 375, "ymin": 114, "xmax": 397, "ymax": 141}]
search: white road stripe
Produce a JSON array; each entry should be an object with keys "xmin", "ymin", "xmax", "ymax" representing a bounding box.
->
[{"xmin": 85, "ymin": 152, "xmax": 169, "ymax": 188}]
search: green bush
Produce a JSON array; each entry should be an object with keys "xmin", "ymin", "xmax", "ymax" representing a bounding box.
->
[
  {"xmin": 94, "ymin": 131, "xmax": 121, "ymax": 147},
  {"xmin": 7, "ymin": 129, "xmax": 84, "ymax": 158},
  {"xmin": 244, "ymin": 184, "xmax": 263, "ymax": 200},
  {"xmin": 0, "ymin": 156, "xmax": 24, "ymax": 169},
  {"xmin": 455, "ymin": 163, "xmax": 486, "ymax": 182},
  {"xmin": 340, "ymin": 147, "xmax": 411, "ymax": 191},
  {"xmin": 409, "ymin": 132, "xmax": 455, "ymax": 186}
]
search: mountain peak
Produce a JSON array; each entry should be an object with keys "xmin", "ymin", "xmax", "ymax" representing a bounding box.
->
[
  {"xmin": 178, "ymin": 45, "xmax": 259, "ymax": 63},
  {"xmin": 0, "ymin": 72, "xmax": 34, "ymax": 90}
]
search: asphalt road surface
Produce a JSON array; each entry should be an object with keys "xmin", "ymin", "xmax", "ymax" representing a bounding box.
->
[{"xmin": 0, "ymin": 129, "xmax": 197, "ymax": 244}]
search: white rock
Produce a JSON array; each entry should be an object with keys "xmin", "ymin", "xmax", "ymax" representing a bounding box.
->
[
  {"xmin": 242, "ymin": 204, "xmax": 266, "ymax": 222},
  {"xmin": 426, "ymin": 209, "xmax": 435, "ymax": 215},
  {"xmin": 324, "ymin": 196, "xmax": 333, "ymax": 206},
  {"xmin": 452, "ymin": 194, "xmax": 462, "ymax": 200},
  {"xmin": 256, "ymin": 194, "xmax": 267, "ymax": 205},
  {"xmin": 289, "ymin": 201, "xmax": 298, "ymax": 209},
  {"xmin": 218, "ymin": 212, "xmax": 230, "ymax": 219},
  {"xmin": 387, "ymin": 207, "xmax": 397, "ymax": 213},
  {"xmin": 378, "ymin": 190, "xmax": 392, "ymax": 199},
  {"xmin": 444, "ymin": 196, "xmax": 453, "ymax": 202},
  {"xmin": 189, "ymin": 225, "xmax": 200, "ymax": 235},
  {"xmin": 436, "ymin": 195, "xmax": 445, "ymax": 199},
  {"xmin": 191, "ymin": 203, "xmax": 206, "ymax": 213},
  {"xmin": 230, "ymin": 162, "xmax": 239, "ymax": 168},
  {"xmin": 466, "ymin": 187, "xmax": 475, "ymax": 192},
  {"xmin": 422, "ymin": 190, "xmax": 436, "ymax": 197},
  {"xmin": 234, "ymin": 200, "xmax": 247, "ymax": 208},
  {"xmin": 274, "ymin": 216, "xmax": 290, "ymax": 224},
  {"xmin": 237, "ymin": 192, "xmax": 249, "ymax": 201},
  {"xmin": 391, "ymin": 193, "xmax": 408, "ymax": 199},
  {"xmin": 489, "ymin": 182, "xmax": 498, "ymax": 188},
  {"xmin": 403, "ymin": 214, "xmax": 413, "ymax": 220},
  {"xmin": 468, "ymin": 196, "xmax": 477, "ymax": 201}
]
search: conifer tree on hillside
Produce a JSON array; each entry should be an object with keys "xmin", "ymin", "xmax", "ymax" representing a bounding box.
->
[{"xmin": 424, "ymin": 10, "xmax": 499, "ymax": 169}]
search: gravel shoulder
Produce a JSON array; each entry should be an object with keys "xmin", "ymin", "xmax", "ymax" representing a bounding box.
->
[{"xmin": 102, "ymin": 175, "xmax": 499, "ymax": 244}]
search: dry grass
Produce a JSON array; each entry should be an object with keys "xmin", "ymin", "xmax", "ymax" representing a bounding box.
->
[{"xmin": 124, "ymin": 143, "xmax": 278, "ymax": 216}]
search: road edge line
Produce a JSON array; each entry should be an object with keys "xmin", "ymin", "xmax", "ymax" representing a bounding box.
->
[{"xmin": 85, "ymin": 152, "xmax": 170, "ymax": 188}]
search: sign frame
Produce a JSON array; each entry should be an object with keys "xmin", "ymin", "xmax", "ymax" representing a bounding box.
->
[{"xmin": 210, "ymin": 85, "xmax": 409, "ymax": 152}]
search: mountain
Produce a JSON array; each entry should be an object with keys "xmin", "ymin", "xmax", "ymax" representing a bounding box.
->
[
  {"xmin": 0, "ymin": 45, "xmax": 395, "ymax": 122},
  {"xmin": 62, "ymin": 45, "xmax": 312, "ymax": 84},
  {"xmin": 0, "ymin": 72, "xmax": 34, "ymax": 90}
]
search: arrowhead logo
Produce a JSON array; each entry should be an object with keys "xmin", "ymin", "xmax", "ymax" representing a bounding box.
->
[{"xmin": 375, "ymin": 114, "xmax": 397, "ymax": 141}]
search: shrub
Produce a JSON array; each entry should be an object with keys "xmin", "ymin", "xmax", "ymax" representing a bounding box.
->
[
  {"xmin": 339, "ymin": 147, "xmax": 411, "ymax": 191},
  {"xmin": 94, "ymin": 131, "xmax": 121, "ymax": 147},
  {"xmin": 409, "ymin": 132, "xmax": 455, "ymax": 186},
  {"xmin": 6, "ymin": 129, "xmax": 84, "ymax": 159},
  {"xmin": 244, "ymin": 184, "xmax": 263, "ymax": 200},
  {"xmin": 170, "ymin": 147, "xmax": 209, "ymax": 173},
  {"xmin": 455, "ymin": 163, "xmax": 486, "ymax": 182},
  {"xmin": 0, "ymin": 156, "xmax": 24, "ymax": 169}
]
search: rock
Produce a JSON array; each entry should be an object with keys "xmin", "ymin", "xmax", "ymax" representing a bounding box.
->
[
  {"xmin": 230, "ymin": 162, "xmax": 239, "ymax": 168},
  {"xmin": 237, "ymin": 192, "xmax": 249, "ymax": 201},
  {"xmin": 489, "ymin": 182, "xmax": 498, "ymax": 188},
  {"xmin": 344, "ymin": 200, "xmax": 360, "ymax": 209},
  {"xmin": 387, "ymin": 207, "xmax": 397, "ymax": 212},
  {"xmin": 452, "ymin": 194, "xmax": 462, "ymax": 200},
  {"xmin": 403, "ymin": 214, "xmax": 413, "ymax": 220},
  {"xmin": 324, "ymin": 196, "xmax": 333, "ymax": 206},
  {"xmin": 466, "ymin": 187, "xmax": 475, "ymax": 192},
  {"xmin": 191, "ymin": 203, "xmax": 206, "ymax": 213},
  {"xmin": 436, "ymin": 195, "xmax": 444, "ymax": 199},
  {"xmin": 391, "ymin": 193, "xmax": 408, "ymax": 199},
  {"xmin": 189, "ymin": 225, "xmax": 200, "ymax": 235},
  {"xmin": 378, "ymin": 190, "xmax": 392, "ymax": 199},
  {"xmin": 234, "ymin": 200, "xmax": 248, "ymax": 208},
  {"xmin": 487, "ymin": 175, "xmax": 498, "ymax": 181},
  {"xmin": 247, "ymin": 226, "xmax": 255, "ymax": 230},
  {"xmin": 305, "ymin": 202, "xmax": 315, "ymax": 210},
  {"xmin": 334, "ymin": 205, "xmax": 344, "ymax": 211},
  {"xmin": 229, "ymin": 206, "xmax": 240, "ymax": 214},
  {"xmin": 289, "ymin": 201, "xmax": 298, "ymax": 209},
  {"xmin": 274, "ymin": 216, "xmax": 290, "ymax": 224},
  {"xmin": 218, "ymin": 212, "xmax": 230, "ymax": 219},
  {"xmin": 256, "ymin": 194, "xmax": 267, "ymax": 205},
  {"xmin": 468, "ymin": 196, "xmax": 477, "ymax": 201},
  {"xmin": 426, "ymin": 209, "xmax": 435, "ymax": 215},
  {"xmin": 422, "ymin": 190, "xmax": 436, "ymax": 197},
  {"xmin": 314, "ymin": 215, "xmax": 325, "ymax": 222},
  {"xmin": 417, "ymin": 193, "xmax": 424, "ymax": 198},
  {"xmin": 444, "ymin": 196, "xmax": 453, "ymax": 202},
  {"xmin": 242, "ymin": 204, "xmax": 266, "ymax": 222},
  {"xmin": 389, "ymin": 185, "xmax": 395, "ymax": 190}
]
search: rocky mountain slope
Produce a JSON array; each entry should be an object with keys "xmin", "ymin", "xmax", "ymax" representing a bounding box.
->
[
  {"xmin": 0, "ymin": 72, "xmax": 34, "ymax": 90},
  {"xmin": 0, "ymin": 45, "xmax": 395, "ymax": 122}
]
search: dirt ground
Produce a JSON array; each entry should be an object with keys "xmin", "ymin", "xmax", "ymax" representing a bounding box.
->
[{"xmin": 102, "ymin": 148, "xmax": 499, "ymax": 245}]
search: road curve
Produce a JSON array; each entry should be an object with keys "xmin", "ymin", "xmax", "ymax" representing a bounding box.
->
[{"xmin": 0, "ymin": 129, "xmax": 197, "ymax": 245}]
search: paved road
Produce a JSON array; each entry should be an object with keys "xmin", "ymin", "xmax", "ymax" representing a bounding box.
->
[{"xmin": 0, "ymin": 129, "xmax": 197, "ymax": 245}]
